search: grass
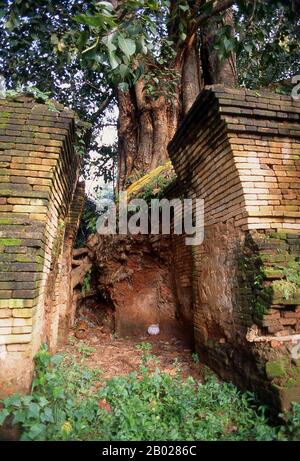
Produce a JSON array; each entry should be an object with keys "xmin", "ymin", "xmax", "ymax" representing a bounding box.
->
[{"xmin": 0, "ymin": 343, "xmax": 299, "ymax": 441}]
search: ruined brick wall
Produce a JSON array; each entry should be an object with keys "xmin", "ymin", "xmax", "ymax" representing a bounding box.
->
[
  {"xmin": 171, "ymin": 234, "xmax": 193, "ymax": 333},
  {"xmin": 169, "ymin": 85, "xmax": 300, "ymax": 411},
  {"xmin": 57, "ymin": 182, "xmax": 85, "ymax": 346},
  {"xmin": 165, "ymin": 180, "xmax": 194, "ymax": 337},
  {"xmin": 0, "ymin": 95, "xmax": 84, "ymax": 397}
]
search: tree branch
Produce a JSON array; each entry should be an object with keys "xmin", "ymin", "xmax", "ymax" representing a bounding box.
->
[
  {"xmin": 83, "ymin": 81, "xmax": 105, "ymax": 93},
  {"xmin": 192, "ymin": 0, "xmax": 236, "ymax": 32},
  {"xmin": 90, "ymin": 93, "xmax": 115, "ymax": 123}
]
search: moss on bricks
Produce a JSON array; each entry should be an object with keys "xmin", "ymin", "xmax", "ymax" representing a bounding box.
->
[
  {"xmin": 0, "ymin": 219, "xmax": 13, "ymax": 225},
  {"xmin": 0, "ymin": 111, "xmax": 10, "ymax": 119},
  {"xmin": 285, "ymin": 378, "xmax": 297, "ymax": 389},
  {"xmin": 272, "ymin": 280, "xmax": 297, "ymax": 301},
  {"xmin": 262, "ymin": 267, "xmax": 284, "ymax": 279},
  {"xmin": 15, "ymin": 255, "xmax": 34, "ymax": 263},
  {"xmin": 0, "ymin": 299, "xmax": 23, "ymax": 308},
  {"xmin": 269, "ymin": 232, "xmax": 287, "ymax": 240},
  {"xmin": 0, "ymin": 238, "xmax": 22, "ymax": 246},
  {"xmin": 266, "ymin": 360, "xmax": 287, "ymax": 379},
  {"xmin": 261, "ymin": 254, "xmax": 289, "ymax": 264},
  {"xmin": 0, "ymin": 298, "xmax": 35, "ymax": 308}
]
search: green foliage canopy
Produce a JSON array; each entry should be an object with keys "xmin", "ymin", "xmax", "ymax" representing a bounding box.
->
[{"xmin": 0, "ymin": 0, "xmax": 299, "ymax": 182}]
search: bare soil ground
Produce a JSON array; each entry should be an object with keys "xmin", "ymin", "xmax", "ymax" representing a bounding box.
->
[{"xmin": 59, "ymin": 326, "xmax": 204, "ymax": 382}]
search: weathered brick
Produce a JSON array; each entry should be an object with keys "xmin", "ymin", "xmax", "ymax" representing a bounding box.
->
[
  {"xmin": 169, "ymin": 85, "xmax": 300, "ymax": 413},
  {"xmin": 12, "ymin": 308, "xmax": 34, "ymax": 318},
  {"xmin": 12, "ymin": 317, "xmax": 32, "ymax": 326},
  {"xmin": 12, "ymin": 326, "xmax": 32, "ymax": 334},
  {"xmin": 6, "ymin": 343, "xmax": 30, "ymax": 352},
  {"xmin": 0, "ymin": 326, "xmax": 12, "ymax": 335},
  {"xmin": 0, "ymin": 318, "xmax": 13, "ymax": 326},
  {"xmin": 0, "ymin": 309, "xmax": 11, "ymax": 318},
  {"xmin": 0, "ymin": 333, "xmax": 31, "ymax": 345}
]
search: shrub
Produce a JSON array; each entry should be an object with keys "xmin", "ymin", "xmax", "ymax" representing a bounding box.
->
[{"xmin": 0, "ymin": 345, "xmax": 298, "ymax": 441}]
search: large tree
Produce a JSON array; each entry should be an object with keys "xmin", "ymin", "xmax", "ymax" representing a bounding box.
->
[
  {"xmin": 0, "ymin": 0, "xmax": 299, "ymax": 190},
  {"xmin": 109, "ymin": 1, "xmax": 237, "ymax": 190}
]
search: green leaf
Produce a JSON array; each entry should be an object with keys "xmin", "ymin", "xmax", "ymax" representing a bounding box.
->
[
  {"xmin": 4, "ymin": 394, "xmax": 22, "ymax": 407},
  {"xmin": 27, "ymin": 423, "xmax": 46, "ymax": 440},
  {"xmin": 0, "ymin": 409, "xmax": 9, "ymax": 425},
  {"xmin": 224, "ymin": 37, "xmax": 235, "ymax": 52},
  {"xmin": 102, "ymin": 33, "xmax": 117, "ymax": 52},
  {"xmin": 118, "ymin": 82, "xmax": 129, "ymax": 92},
  {"xmin": 41, "ymin": 407, "xmax": 54, "ymax": 423},
  {"xmin": 97, "ymin": 1, "xmax": 114, "ymax": 11},
  {"xmin": 50, "ymin": 354, "xmax": 63, "ymax": 366},
  {"xmin": 38, "ymin": 397, "xmax": 49, "ymax": 408},
  {"xmin": 117, "ymin": 35, "xmax": 136, "ymax": 58},
  {"xmin": 5, "ymin": 20, "xmax": 14, "ymax": 30},
  {"xmin": 138, "ymin": 36, "xmax": 148, "ymax": 54},
  {"xmin": 13, "ymin": 411, "xmax": 27, "ymax": 424},
  {"xmin": 74, "ymin": 14, "xmax": 113, "ymax": 28},
  {"xmin": 179, "ymin": 4, "xmax": 189, "ymax": 12},
  {"xmin": 28, "ymin": 402, "xmax": 40, "ymax": 419},
  {"xmin": 119, "ymin": 64, "xmax": 129, "ymax": 79},
  {"xmin": 50, "ymin": 34, "xmax": 59, "ymax": 45},
  {"xmin": 108, "ymin": 51, "xmax": 119, "ymax": 69},
  {"xmin": 53, "ymin": 386, "xmax": 65, "ymax": 399},
  {"xmin": 22, "ymin": 395, "xmax": 33, "ymax": 405}
]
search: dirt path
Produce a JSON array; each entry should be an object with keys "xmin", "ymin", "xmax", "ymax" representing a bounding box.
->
[{"xmin": 59, "ymin": 326, "xmax": 203, "ymax": 382}]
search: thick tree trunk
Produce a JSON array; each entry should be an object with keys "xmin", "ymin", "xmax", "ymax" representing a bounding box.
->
[
  {"xmin": 116, "ymin": 8, "xmax": 236, "ymax": 192},
  {"xmin": 117, "ymin": 43, "xmax": 201, "ymax": 191},
  {"xmin": 118, "ymin": 81, "xmax": 179, "ymax": 190},
  {"xmin": 200, "ymin": 9, "xmax": 237, "ymax": 86}
]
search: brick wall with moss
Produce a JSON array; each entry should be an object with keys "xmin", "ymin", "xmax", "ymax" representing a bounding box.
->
[
  {"xmin": 168, "ymin": 85, "xmax": 300, "ymax": 411},
  {"xmin": 0, "ymin": 95, "xmax": 83, "ymax": 397},
  {"xmin": 239, "ymin": 231, "xmax": 300, "ymax": 335}
]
